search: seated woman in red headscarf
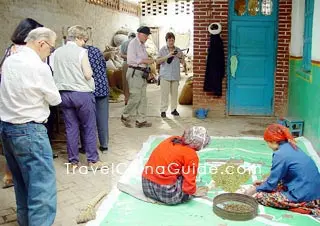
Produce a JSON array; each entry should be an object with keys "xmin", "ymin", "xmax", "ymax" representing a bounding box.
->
[
  {"xmin": 245, "ymin": 124, "xmax": 320, "ymax": 216},
  {"xmin": 142, "ymin": 126, "xmax": 210, "ymax": 205}
]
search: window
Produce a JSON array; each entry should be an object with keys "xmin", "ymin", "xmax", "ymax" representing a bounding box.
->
[
  {"xmin": 141, "ymin": 0, "xmax": 168, "ymax": 16},
  {"xmin": 248, "ymin": 0, "xmax": 259, "ymax": 16},
  {"xmin": 234, "ymin": 0, "xmax": 273, "ymax": 16},
  {"xmin": 261, "ymin": 0, "xmax": 273, "ymax": 15},
  {"xmin": 302, "ymin": 0, "xmax": 314, "ymax": 72},
  {"xmin": 234, "ymin": 0, "xmax": 246, "ymax": 16},
  {"xmin": 175, "ymin": 0, "xmax": 193, "ymax": 15}
]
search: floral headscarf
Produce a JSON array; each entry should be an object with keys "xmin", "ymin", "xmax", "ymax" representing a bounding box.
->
[{"xmin": 182, "ymin": 126, "xmax": 210, "ymax": 151}]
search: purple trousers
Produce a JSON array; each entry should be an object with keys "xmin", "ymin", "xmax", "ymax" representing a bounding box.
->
[{"xmin": 60, "ymin": 91, "xmax": 98, "ymax": 163}]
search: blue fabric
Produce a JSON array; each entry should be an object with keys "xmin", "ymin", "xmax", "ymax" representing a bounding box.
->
[
  {"xmin": 95, "ymin": 96, "xmax": 109, "ymax": 148},
  {"xmin": 86, "ymin": 45, "xmax": 109, "ymax": 97},
  {"xmin": 60, "ymin": 91, "xmax": 98, "ymax": 163},
  {"xmin": 1, "ymin": 122, "xmax": 57, "ymax": 226},
  {"xmin": 120, "ymin": 39, "xmax": 130, "ymax": 61},
  {"xmin": 257, "ymin": 142, "xmax": 320, "ymax": 202}
]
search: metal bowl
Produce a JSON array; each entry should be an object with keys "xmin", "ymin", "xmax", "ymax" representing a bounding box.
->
[{"xmin": 212, "ymin": 193, "xmax": 258, "ymax": 221}]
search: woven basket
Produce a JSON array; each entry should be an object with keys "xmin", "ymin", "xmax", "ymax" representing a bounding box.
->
[{"xmin": 212, "ymin": 193, "xmax": 258, "ymax": 221}]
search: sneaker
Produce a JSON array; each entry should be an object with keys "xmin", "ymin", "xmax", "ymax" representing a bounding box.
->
[
  {"xmin": 135, "ymin": 121, "xmax": 152, "ymax": 128},
  {"xmin": 171, "ymin": 109, "xmax": 180, "ymax": 116},
  {"xmin": 88, "ymin": 161, "xmax": 108, "ymax": 171},
  {"xmin": 121, "ymin": 115, "xmax": 132, "ymax": 128},
  {"xmin": 161, "ymin": 112, "xmax": 166, "ymax": 118},
  {"xmin": 99, "ymin": 146, "xmax": 108, "ymax": 152}
]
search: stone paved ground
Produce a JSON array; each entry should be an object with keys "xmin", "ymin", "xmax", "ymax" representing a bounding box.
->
[{"xmin": 0, "ymin": 76, "xmax": 276, "ymax": 226}]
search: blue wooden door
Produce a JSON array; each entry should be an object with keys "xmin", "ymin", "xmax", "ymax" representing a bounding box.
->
[{"xmin": 228, "ymin": 0, "xmax": 278, "ymax": 115}]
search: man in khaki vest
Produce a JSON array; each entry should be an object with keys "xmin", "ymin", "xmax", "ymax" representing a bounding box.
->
[{"xmin": 121, "ymin": 26, "xmax": 155, "ymax": 128}]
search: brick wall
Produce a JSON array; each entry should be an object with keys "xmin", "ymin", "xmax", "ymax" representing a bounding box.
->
[
  {"xmin": 0, "ymin": 0, "xmax": 140, "ymax": 54},
  {"xmin": 275, "ymin": 0, "xmax": 292, "ymax": 116},
  {"xmin": 193, "ymin": 0, "xmax": 292, "ymax": 117},
  {"xmin": 193, "ymin": 0, "xmax": 228, "ymax": 116}
]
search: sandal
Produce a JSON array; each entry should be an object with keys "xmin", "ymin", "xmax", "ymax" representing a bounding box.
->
[
  {"xmin": 135, "ymin": 121, "xmax": 152, "ymax": 128},
  {"xmin": 121, "ymin": 115, "xmax": 132, "ymax": 128}
]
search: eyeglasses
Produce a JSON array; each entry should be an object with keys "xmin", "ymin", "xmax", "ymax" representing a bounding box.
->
[{"xmin": 44, "ymin": 41, "xmax": 55, "ymax": 53}]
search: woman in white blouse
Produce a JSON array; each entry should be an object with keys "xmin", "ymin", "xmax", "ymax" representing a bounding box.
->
[{"xmin": 156, "ymin": 32, "xmax": 184, "ymax": 118}]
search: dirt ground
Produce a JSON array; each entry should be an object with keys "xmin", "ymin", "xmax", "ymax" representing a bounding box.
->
[{"xmin": 0, "ymin": 75, "xmax": 276, "ymax": 226}]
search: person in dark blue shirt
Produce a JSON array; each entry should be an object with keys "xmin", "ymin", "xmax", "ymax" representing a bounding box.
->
[
  {"xmin": 85, "ymin": 44, "xmax": 110, "ymax": 152},
  {"xmin": 250, "ymin": 124, "xmax": 320, "ymax": 216}
]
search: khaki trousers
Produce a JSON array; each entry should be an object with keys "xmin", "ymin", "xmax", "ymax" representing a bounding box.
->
[
  {"xmin": 122, "ymin": 68, "xmax": 147, "ymax": 123},
  {"xmin": 160, "ymin": 78, "xmax": 179, "ymax": 112}
]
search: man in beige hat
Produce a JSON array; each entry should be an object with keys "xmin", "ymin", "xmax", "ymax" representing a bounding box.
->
[{"xmin": 121, "ymin": 26, "xmax": 155, "ymax": 128}]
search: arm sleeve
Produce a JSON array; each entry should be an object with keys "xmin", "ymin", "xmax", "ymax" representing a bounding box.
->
[
  {"xmin": 40, "ymin": 65, "xmax": 61, "ymax": 106},
  {"xmin": 182, "ymin": 153, "xmax": 199, "ymax": 195},
  {"xmin": 256, "ymin": 153, "xmax": 287, "ymax": 192},
  {"xmin": 99, "ymin": 51, "xmax": 107, "ymax": 72},
  {"xmin": 127, "ymin": 41, "xmax": 136, "ymax": 64},
  {"xmin": 81, "ymin": 50, "xmax": 94, "ymax": 81},
  {"xmin": 158, "ymin": 47, "xmax": 165, "ymax": 58}
]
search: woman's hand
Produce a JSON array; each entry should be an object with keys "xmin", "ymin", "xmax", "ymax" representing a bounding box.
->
[
  {"xmin": 167, "ymin": 51, "xmax": 174, "ymax": 58},
  {"xmin": 193, "ymin": 186, "xmax": 209, "ymax": 197},
  {"xmin": 253, "ymin": 180, "xmax": 264, "ymax": 186},
  {"xmin": 244, "ymin": 185, "xmax": 257, "ymax": 196},
  {"xmin": 176, "ymin": 51, "xmax": 183, "ymax": 58}
]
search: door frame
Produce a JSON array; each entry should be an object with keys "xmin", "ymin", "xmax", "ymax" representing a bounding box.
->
[
  {"xmin": 226, "ymin": 0, "xmax": 279, "ymax": 116},
  {"xmin": 149, "ymin": 27, "xmax": 160, "ymax": 50}
]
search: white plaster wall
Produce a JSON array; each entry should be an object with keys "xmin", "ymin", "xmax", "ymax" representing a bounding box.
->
[
  {"xmin": 140, "ymin": 0, "xmax": 194, "ymax": 56},
  {"xmin": 290, "ymin": 0, "xmax": 304, "ymax": 57},
  {"xmin": 312, "ymin": 0, "xmax": 320, "ymax": 60},
  {"xmin": 0, "ymin": 0, "xmax": 139, "ymax": 54},
  {"xmin": 290, "ymin": 0, "xmax": 320, "ymax": 60}
]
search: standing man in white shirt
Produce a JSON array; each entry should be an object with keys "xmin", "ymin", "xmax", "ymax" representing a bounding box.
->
[
  {"xmin": 121, "ymin": 26, "xmax": 155, "ymax": 128},
  {"xmin": 0, "ymin": 27, "xmax": 61, "ymax": 226}
]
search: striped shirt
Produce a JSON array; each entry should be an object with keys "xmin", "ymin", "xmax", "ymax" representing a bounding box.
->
[
  {"xmin": 127, "ymin": 37, "xmax": 148, "ymax": 68},
  {"xmin": 158, "ymin": 46, "xmax": 181, "ymax": 81}
]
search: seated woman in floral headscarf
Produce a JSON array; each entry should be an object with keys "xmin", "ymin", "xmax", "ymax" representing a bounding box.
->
[
  {"xmin": 142, "ymin": 126, "xmax": 210, "ymax": 205},
  {"xmin": 245, "ymin": 124, "xmax": 320, "ymax": 216}
]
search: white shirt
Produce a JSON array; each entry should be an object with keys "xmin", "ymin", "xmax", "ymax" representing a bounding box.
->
[
  {"xmin": 0, "ymin": 47, "xmax": 61, "ymax": 124},
  {"xmin": 53, "ymin": 41, "xmax": 94, "ymax": 92},
  {"xmin": 127, "ymin": 37, "xmax": 148, "ymax": 68}
]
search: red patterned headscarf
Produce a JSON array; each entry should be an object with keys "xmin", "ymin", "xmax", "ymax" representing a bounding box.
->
[
  {"xmin": 263, "ymin": 124, "xmax": 297, "ymax": 149},
  {"xmin": 182, "ymin": 126, "xmax": 210, "ymax": 151}
]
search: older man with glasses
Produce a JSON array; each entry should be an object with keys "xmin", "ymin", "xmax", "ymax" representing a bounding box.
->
[
  {"xmin": 0, "ymin": 27, "xmax": 61, "ymax": 226},
  {"xmin": 121, "ymin": 26, "xmax": 155, "ymax": 128}
]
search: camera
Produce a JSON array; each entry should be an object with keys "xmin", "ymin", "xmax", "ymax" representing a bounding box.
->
[
  {"xmin": 173, "ymin": 50, "xmax": 178, "ymax": 55},
  {"xmin": 142, "ymin": 67, "xmax": 151, "ymax": 79}
]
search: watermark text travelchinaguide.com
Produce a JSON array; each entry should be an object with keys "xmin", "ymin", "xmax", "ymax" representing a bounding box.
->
[{"xmin": 65, "ymin": 162, "xmax": 261, "ymax": 175}]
